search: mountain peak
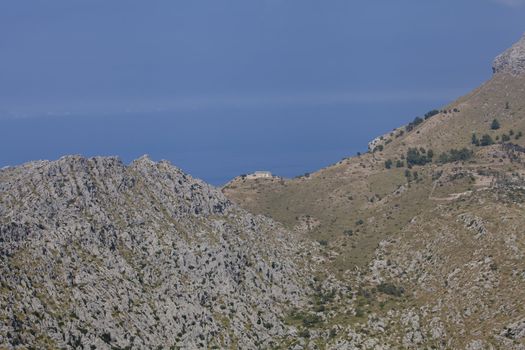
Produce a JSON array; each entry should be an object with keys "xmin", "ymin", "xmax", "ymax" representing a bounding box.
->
[{"xmin": 493, "ymin": 33, "xmax": 525, "ymax": 75}]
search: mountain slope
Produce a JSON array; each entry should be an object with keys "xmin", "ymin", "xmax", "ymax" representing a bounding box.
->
[
  {"xmin": 0, "ymin": 155, "xmax": 311, "ymax": 349},
  {"xmin": 222, "ymin": 33, "xmax": 525, "ymax": 348},
  {"xmin": 223, "ymin": 33, "xmax": 525, "ymax": 269}
]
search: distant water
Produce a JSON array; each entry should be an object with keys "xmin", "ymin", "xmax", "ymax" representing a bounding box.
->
[{"xmin": 0, "ymin": 100, "xmax": 451, "ymax": 185}]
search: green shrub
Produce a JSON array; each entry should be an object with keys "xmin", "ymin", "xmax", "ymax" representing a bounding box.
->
[
  {"xmin": 424, "ymin": 109, "xmax": 439, "ymax": 119},
  {"xmin": 438, "ymin": 148, "xmax": 473, "ymax": 163},
  {"xmin": 480, "ymin": 134, "xmax": 494, "ymax": 146},
  {"xmin": 263, "ymin": 322, "xmax": 273, "ymax": 329},
  {"xmin": 384, "ymin": 159, "xmax": 393, "ymax": 169},
  {"xmin": 101, "ymin": 333, "xmax": 112, "ymax": 344},
  {"xmin": 374, "ymin": 145, "xmax": 384, "ymax": 152},
  {"xmin": 471, "ymin": 133, "xmax": 479, "ymax": 146},
  {"xmin": 396, "ymin": 159, "xmax": 404, "ymax": 168},
  {"xmin": 299, "ymin": 329, "xmax": 310, "ymax": 338},
  {"xmin": 406, "ymin": 148, "xmax": 432, "ymax": 166},
  {"xmin": 406, "ymin": 117, "xmax": 424, "ymax": 132},
  {"xmin": 491, "ymin": 118, "xmax": 500, "ymax": 130},
  {"xmin": 329, "ymin": 328, "xmax": 337, "ymax": 338},
  {"xmin": 377, "ymin": 282, "xmax": 404, "ymax": 297},
  {"xmin": 302, "ymin": 314, "xmax": 322, "ymax": 327}
]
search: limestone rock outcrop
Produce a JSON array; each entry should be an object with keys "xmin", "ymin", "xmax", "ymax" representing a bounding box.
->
[
  {"xmin": 493, "ymin": 33, "xmax": 525, "ymax": 75},
  {"xmin": 0, "ymin": 155, "xmax": 310, "ymax": 349}
]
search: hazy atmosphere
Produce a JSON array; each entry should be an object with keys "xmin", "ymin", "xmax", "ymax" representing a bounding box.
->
[
  {"xmin": 4, "ymin": 2, "xmax": 525, "ymax": 349},
  {"xmin": 2, "ymin": 0, "xmax": 525, "ymax": 184}
]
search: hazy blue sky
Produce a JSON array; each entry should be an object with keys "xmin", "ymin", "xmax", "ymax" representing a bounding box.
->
[{"xmin": 1, "ymin": 1, "xmax": 525, "ymax": 184}]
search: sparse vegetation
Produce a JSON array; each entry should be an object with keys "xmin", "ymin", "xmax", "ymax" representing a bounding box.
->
[
  {"xmin": 480, "ymin": 134, "xmax": 494, "ymax": 146},
  {"xmin": 424, "ymin": 109, "xmax": 439, "ymax": 119},
  {"xmin": 438, "ymin": 148, "xmax": 473, "ymax": 163},
  {"xmin": 472, "ymin": 133, "xmax": 480, "ymax": 146},
  {"xmin": 406, "ymin": 116, "xmax": 424, "ymax": 132},
  {"xmin": 406, "ymin": 147, "xmax": 432, "ymax": 166},
  {"xmin": 377, "ymin": 282, "xmax": 404, "ymax": 297},
  {"xmin": 101, "ymin": 332, "xmax": 112, "ymax": 344},
  {"xmin": 491, "ymin": 118, "xmax": 501, "ymax": 130},
  {"xmin": 344, "ymin": 229, "xmax": 353, "ymax": 236},
  {"xmin": 318, "ymin": 240, "xmax": 328, "ymax": 246},
  {"xmin": 374, "ymin": 145, "xmax": 384, "ymax": 152}
]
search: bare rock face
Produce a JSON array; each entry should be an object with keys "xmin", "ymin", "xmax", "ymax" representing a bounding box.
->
[
  {"xmin": 493, "ymin": 33, "xmax": 525, "ymax": 75},
  {"xmin": 0, "ymin": 155, "xmax": 310, "ymax": 349}
]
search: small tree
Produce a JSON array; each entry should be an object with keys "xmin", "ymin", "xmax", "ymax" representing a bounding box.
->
[
  {"xmin": 480, "ymin": 134, "xmax": 494, "ymax": 146},
  {"xmin": 424, "ymin": 109, "xmax": 439, "ymax": 119},
  {"xmin": 502, "ymin": 134, "xmax": 511, "ymax": 142},
  {"xmin": 438, "ymin": 148, "xmax": 473, "ymax": 163},
  {"xmin": 406, "ymin": 116, "xmax": 424, "ymax": 132},
  {"xmin": 396, "ymin": 159, "xmax": 404, "ymax": 168},
  {"xmin": 491, "ymin": 119, "xmax": 501, "ymax": 130},
  {"xmin": 438, "ymin": 152, "xmax": 450, "ymax": 163},
  {"xmin": 471, "ymin": 133, "xmax": 479, "ymax": 146},
  {"xmin": 384, "ymin": 159, "xmax": 393, "ymax": 169},
  {"xmin": 406, "ymin": 148, "xmax": 432, "ymax": 166}
]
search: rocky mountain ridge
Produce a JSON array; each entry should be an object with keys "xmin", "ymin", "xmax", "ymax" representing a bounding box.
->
[
  {"xmin": 0, "ymin": 155, "xmax": 314, "ymax": 349},
  {"xmin": 3, "ymin": 33, "xmax": 525, "ymax": 350},
  {"xmin": 493, "ymin": 33, "xmax": 525, "ymax": 75}
]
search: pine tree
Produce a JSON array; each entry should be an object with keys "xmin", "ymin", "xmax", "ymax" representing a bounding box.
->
[
  {"xmin": 471, "ymin": 133, "xmax": 479, "ymax": 146},
  {"xmin": 480, "ymin": 134, "xmax": 494, "ymax": 146}
]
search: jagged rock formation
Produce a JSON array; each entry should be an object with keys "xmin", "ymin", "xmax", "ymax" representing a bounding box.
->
[
  {"xmin": 0, "ymin": 155, "xmax": 311, "ymax": 349},
  {"xmin": 493, "ymin": 33, "xmax": 525, "ymax": 75}
]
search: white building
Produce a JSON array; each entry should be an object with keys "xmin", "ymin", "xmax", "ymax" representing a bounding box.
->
[{"xmin": 246, "ymin": 171, "xmax": 273, "ymax": 180}]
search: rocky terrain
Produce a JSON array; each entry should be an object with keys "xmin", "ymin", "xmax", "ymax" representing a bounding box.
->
[
  {"xmin": 493, "ymin": 33, "xmax": 525, "ymax": 75},
  {"xmin": 2, "ymin": 33, "xmax": 525, "ymax": 349},
  {"xmin": 0, "ymin": 155, "xmax": 315, "ymax": 349}
]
